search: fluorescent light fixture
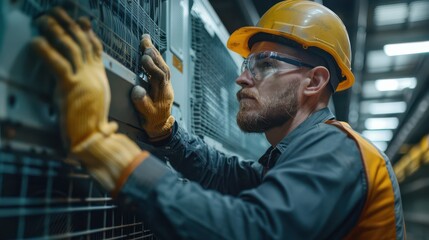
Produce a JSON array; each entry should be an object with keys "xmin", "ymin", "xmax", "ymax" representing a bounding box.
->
[
  {"xmin": 362, "ymin": 101, "xmax": 407, "ymax": 115},
  {"xmin": 365, "ymin": 117, "xmax": 399, "ymax": 130},
  {"xmin": 375, "ymin": 77, "xmax": 417, "ymax": 91},
  {"xmin": 384, "ymin": 41, "xmax": 429, "ymax": 56},
  {"xmin": 362, "ymin": 130, "xmax": 393, "ymax": 142},
  {"xmin": 410, "ymin": 1, "xmax": 429, "ymax": 22},
  {"xmin": 375, "ymin": 3, "xmax": 408, "ymax": 26}
]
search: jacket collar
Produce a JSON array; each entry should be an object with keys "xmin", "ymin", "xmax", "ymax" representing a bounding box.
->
[{"xmin": 275, "ymin": 107, "xmax": 335, "ymax": 153}]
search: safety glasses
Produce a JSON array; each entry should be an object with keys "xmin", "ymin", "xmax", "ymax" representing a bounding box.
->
[{"xmin": 241, "ymin": 51, "xmax": 315, "ymax": 81}]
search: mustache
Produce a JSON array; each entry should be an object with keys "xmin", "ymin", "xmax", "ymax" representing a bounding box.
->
[{"xmin": 236, "ymin": 89, "xmax": 257, "ymax": 101}]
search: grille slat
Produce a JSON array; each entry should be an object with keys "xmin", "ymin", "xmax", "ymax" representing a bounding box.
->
[{"xmin": 190, "ymin": 12, "xmax": 268, "ymax": 158}]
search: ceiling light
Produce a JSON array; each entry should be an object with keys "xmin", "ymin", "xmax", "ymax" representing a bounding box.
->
[
  {"xmin": 384, "ymin": 41, "xmax": 429, "ymax": 56},
  {"xmin": 361, "ymin": 101, "xmax": 407, "ymax": 115},
  {"xmin": 410, "ymin": 1, "xmax": 429, "ymax": 22},
  {"xmin": 375, "ymin": 77, "xmax": 417, "ymax": 91},
  {"xmin": 365, "ymin": 117, "xmax": 399, "ymax": 130},
  {"xmin": 362, "ymin": 130, "xmax": 393, "ymax": 142},
  {"xmin": 375, "ymin": 3, "xmax": 408, "ymax": 26}
]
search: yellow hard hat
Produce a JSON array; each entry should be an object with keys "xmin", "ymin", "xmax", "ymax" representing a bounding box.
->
[{"xmin": 227, "ymin": 0, "xmax": 354, "ymax": 92}]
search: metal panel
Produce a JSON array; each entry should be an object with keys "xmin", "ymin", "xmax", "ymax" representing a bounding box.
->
[
  {"xmin": 166, "ymin": 0, "xmax": 192, "ymax": 132},
  {"xmin": 169, "ymin": 0, "xmax": 185, "ymax": 59}
]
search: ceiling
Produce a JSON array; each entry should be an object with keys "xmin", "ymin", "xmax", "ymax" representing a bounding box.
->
[{"xmin": 207, "ymin": 0, "xmax": 429, "ymax": 163}]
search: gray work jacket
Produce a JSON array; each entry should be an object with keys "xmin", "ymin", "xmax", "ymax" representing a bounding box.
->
[{"xmin": 118, "ymin": 108, "xmax": 404, "ymax": 239}]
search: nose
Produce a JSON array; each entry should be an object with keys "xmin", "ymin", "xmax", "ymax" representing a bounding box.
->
[{"xmin": 235, "ymin": 70, "xmax": 255, "ymax": 88}]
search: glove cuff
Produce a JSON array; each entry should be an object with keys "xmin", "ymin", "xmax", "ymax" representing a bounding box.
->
[
  {"xmin": 146, "ymin": 115, "xmax": 175, "ymax": 141},
  {"xmin": 111, "ymin": 150, "xmax": 150, "ymax": 197},
  {"xmin": 72, "ymin": 125, "xmax": 144, "ymax": 192}
]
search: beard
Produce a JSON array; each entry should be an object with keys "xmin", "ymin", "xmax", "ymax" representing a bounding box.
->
[{"xmin": 236, "ymin": 80, "xmax": 299, "ymax": 133}]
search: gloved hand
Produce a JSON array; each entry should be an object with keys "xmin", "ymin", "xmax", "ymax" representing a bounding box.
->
[
  {"xmin": 131, "ymin": 34, "xmax": 175, "ymax": 141},
  {"xmin": 32, "ymin": 8, "xmax": 146, "ymax": 194}
]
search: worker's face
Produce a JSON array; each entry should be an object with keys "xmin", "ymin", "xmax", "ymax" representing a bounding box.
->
[{"xmin": 235, "ymin": 42, "xmax": 311, "ymax": 132}]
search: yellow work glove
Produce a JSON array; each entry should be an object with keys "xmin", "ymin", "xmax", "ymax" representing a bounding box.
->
[
  {"xmin": 131, "ymin": 34, "xmax": 175, "ymax": 141},
  {"xmin": 32, "ymin": 8, "xmax": 146, "ymax": 193}
]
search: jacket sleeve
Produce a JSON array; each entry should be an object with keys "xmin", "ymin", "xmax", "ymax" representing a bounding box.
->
[
  {"xmin": 145, "ymin": 122, "xmax": 263, "ymax": 195},
  {"xmin": 118, "ymin": 123, "xmax": 366, "ymax": 240}
]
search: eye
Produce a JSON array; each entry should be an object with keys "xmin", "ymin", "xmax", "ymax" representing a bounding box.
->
[
  {"xmin": 260, "ymin": 61, "xmax": 274, "ymax": 69},
  {"xmin": 255, "ymin": 58, "xmax": 277, "ymax": 72},
  {"xmin": 256, "ymin": 58, "xmax": 275, "ymax": 69}
]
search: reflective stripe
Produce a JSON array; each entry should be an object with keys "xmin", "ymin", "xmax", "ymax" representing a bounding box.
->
[
  {"xmin": 326, "ymin": 120, "xmax": 404, "ymax": 239},
  {"xmin": 383, "ymin": 151, "xmax": 406, "ymax": 239}
]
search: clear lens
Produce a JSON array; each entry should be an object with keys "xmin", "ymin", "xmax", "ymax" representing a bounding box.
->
[
  {"xmin": 241, "ymin": 52, "xmax": 280, "ymax": 81},
  {"xmin": 241, "ymin": 59, "xmax": 248, "ymax": 76},
  {"xmin": 253, "ymin": 56, "xmax": 278, "ymax": 79},
  {"xmin": 241, "ymin": 51, "xmax": 312, "ymax": 81}
]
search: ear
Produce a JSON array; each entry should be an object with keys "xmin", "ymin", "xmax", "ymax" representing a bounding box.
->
[{"xmin": 303, "ymin": 66, "xmax": 330, "ymax": 96}]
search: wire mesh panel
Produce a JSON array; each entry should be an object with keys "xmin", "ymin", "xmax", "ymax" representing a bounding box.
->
[
  {"xmin": 190, "ymin": 10, "xmax": 268, "ymax": 159},
  {"xmin": 0, "ymin": 150, "xmax": 157, "ymax": 239},
  {"xmin": 0, "ymin": 0, "xmax": 166, "ymax": 238},
  {"xmin": 20, "ymin": 0, "xmax": 167, "ymax": 73}
]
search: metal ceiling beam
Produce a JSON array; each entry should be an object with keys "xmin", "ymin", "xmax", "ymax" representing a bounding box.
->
[
  {"xmin": 347, "ymin": 0, "xmax": 367, "ymax": 127},
  {"xmin": 375, "ymin": 0, "xmax": 420, "ymax": 4},
  {"xmin": 235, "ymin": 0, "xmax": 260, "ymax": 25},
  {"xmin": 366, "ymin": 25, "xmax": 429, "ymax": 50},
  {"xmin": 363, "ymin": 69, "xmax": 417, "ymax": 80},
  {"xmin": 359, "ymin": 95, "xmax": 408, "ymax": 102},
  {"xmin": 386, "ymin": 56, "xmax": 429, "ymax": 162}
]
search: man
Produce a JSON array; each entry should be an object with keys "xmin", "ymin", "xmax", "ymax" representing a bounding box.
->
[{"xmin": 32, "ymin": 1, "xmax": 405, "ymax": 239}]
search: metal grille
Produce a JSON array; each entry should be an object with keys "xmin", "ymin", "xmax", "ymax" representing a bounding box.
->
[
  {"xmin": 0, "ymin": 0, "xmax": 166, "ymax": 238},
  {"xmin": 0, "ymin": 150, "xmax": 157, "ymax": 239},
  {"xmin": 190, "ymin": 12, "xmax": 268, "ymax": 159},
  {"xmin": 21, "ymin": 0, "xmax": 167, "ymax": 73}
]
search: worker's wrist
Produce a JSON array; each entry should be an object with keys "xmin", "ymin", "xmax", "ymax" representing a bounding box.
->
[
  {"xmin": 145, "ymin": 116, "xmax": 175, "ymax": 142},
  {"xmin": 116, "ymin": 154, "xmax": 173, "ymax": 203},
  {"xmin": 111, "ymin": 151, "xmax": 150, "ymax": 197},
  {"xmin": 72, "ymin": 132, "xmax": 143, "ymax": 192},
  {"xmin": 148, "ymin": 128, "xmax": 173, "ymax": 142}
]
